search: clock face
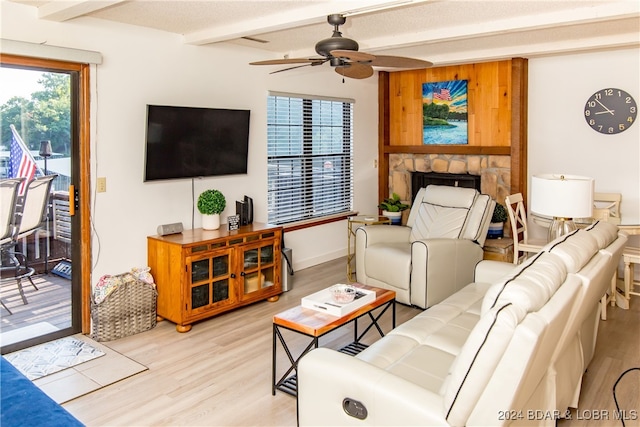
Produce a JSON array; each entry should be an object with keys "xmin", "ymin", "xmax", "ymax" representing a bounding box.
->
[{"xmin": 584, "ymin": 88, "xmax": 637, "ymax": 134}]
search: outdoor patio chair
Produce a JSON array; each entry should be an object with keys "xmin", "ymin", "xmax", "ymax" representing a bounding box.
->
[
  {"xmin": 1, "ymin": 175, "xmax": 57, "ymax": 307},
  {"xmin": 0, "ymin": 177, "xmax": 25, "ymax": 314}
]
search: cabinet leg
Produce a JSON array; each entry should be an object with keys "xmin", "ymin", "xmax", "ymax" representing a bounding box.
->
[
  {"xmin": 267, "ymin": 295, "xmax": 280, "ymax": 302},
  {"xmin": 176, "ymin": 324, "xmax": 192, "ymax": 333},
  {"xmin": 156, "ymin": 315, "xmax": 165, "ymax": 322}
]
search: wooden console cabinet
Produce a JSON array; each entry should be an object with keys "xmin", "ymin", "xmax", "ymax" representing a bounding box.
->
[{"xmin": 148, "ymin": 223, "xmax": 282, "ymax": 332}]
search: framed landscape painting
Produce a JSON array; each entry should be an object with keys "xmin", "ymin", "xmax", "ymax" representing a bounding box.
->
[{"xmin": 422, "ymin": 80, "xmax": 468, "ymax": 145}]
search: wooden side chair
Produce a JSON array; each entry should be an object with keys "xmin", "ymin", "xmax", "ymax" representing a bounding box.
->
[
  {"xmin": 622, "ymin": 248, "xmax": 640, "ymax": 302},
  {"xmin": 588, "ymin": 192, "xmax": 622, "ymax": 311},
  {"xmin": 505, "ymin": 193, "xmax": 546, "ymax": 265},
  {"xmin": 592, "ymin": 192, "xmax": 640, "ymax": 309},
  {"xmin": 591, "ymin": 192, "xmax": 622, "ymax": 225}
]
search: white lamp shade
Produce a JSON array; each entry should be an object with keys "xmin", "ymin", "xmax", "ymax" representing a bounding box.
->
[{"xmin": 531, "ymin": 174, "xmax": 594, "ymax": 219}]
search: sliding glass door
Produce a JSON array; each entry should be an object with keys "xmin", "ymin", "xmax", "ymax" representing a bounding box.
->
[{"xmin": 1, "ymin": 61, "xmax": 83, "ymax": 353}]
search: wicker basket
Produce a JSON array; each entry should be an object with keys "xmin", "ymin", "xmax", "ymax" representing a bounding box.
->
[{"xmin": 91, "ymin": 273, "xmax": 158, "ymax": 342}]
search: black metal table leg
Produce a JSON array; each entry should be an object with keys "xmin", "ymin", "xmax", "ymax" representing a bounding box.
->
[
  {"xmin": 354, "ymin": 299, "xmax": 395, "ymax": 343},
  {"xmin": 272, "ymin": 323, "xmax": 276, "ymax": 396},
  {"xmin": 273, "ymin": 324, "xmax": 318, "ymax": 397}
]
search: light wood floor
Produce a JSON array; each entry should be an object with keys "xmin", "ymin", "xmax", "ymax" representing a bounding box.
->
[{"xmin": 62, "ymin": 257, "xmax": 639, "ymax": 426}]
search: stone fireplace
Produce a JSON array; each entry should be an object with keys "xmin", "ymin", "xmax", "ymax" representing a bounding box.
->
[{"xmin": 386, "ymin": 153, "xmax": 512, "ymax": 209}]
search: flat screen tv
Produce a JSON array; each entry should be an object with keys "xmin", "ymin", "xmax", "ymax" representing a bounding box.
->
[{"xmin": 144, "ymin": 105, "xmax": 250, "ymax": 181}]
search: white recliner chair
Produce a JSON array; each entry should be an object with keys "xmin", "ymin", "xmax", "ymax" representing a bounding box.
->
[{"xmin": 355, "ymin": 185, "xmax": 495, "ymax": 308}]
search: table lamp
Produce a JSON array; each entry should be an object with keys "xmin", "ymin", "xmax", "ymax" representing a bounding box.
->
[{"xmin": 531, "ymin": 174, "xmax": 594, "ymax": 242}]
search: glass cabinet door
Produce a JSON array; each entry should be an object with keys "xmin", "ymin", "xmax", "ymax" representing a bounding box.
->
[
  {"xmin": 191, "ymin": 283, "xmax": 209, "ymax": 310},
  {"xmin": 188, "ymin": 250, "xmax": 234, "ymax": 313},
  {"xmin": 241, "ymin": 240, "xmax": 278, "ymax": 298}
]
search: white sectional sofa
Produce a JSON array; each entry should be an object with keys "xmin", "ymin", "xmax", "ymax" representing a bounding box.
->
[{"xmin": 298, "ymin": 221, "xmax": 627, "ymax": 426}]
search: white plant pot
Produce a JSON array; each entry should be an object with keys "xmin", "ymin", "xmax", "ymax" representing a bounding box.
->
[
  {"xmin": 382, "ymin": 210, "xmax": 403, "ymax": 225},
  {"xmin": 202, "ymin": 213, "xmax": 221, "ymax": 230}
]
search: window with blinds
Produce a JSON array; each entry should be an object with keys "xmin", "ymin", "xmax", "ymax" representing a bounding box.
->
[{"xmin": 267, "ymin": 93, "xmax": 354, "ymax": 225}]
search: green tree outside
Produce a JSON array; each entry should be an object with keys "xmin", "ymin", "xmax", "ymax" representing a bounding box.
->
[{"xmin": 1, "ymin": 72, "xmax": 71, "ymax": 155}]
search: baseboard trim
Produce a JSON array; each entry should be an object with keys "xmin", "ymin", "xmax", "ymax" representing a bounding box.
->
[{"xmin": 295, "ymin": 250, "xmax": 345, "ymax": 272}]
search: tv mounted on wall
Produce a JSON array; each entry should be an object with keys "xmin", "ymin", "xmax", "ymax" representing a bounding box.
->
[{"xmin": 144, "ymin": 105, "xmax": 250, "ymax": 181}]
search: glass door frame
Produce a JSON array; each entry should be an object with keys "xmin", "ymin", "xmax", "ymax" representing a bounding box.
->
[{"xmin": 1, "ymin": 55, "xmax": 92, "ymax": 354}]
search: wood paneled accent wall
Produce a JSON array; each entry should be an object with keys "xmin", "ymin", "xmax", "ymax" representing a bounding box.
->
[{"xmin": 378, "ymin": 58, "xmax": 528, "ymax": 204}]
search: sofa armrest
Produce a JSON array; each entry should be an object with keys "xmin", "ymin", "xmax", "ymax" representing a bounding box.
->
[
  {"xmin": 355, "ymin": 224, "xmax": 411, "ymax": 246},
  {"xmin": 410, "ymin": 238, "xmax": 484, "ymax": 308},
  {"xmin": 298, "ymin": 348, "xmax": 448, "ymax": 426},
  {"xmin": 474, "ymin": 260, "xmax": 518, "ymax": 283}
]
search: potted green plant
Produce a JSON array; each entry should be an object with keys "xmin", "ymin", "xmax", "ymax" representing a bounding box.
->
[
  {"xmin": 379, "ymin": 193, "xmax": 410, "ymax": 225},
  {"xmin": 197, "ymin": 189, "xmax": 226, "ymax": 230},
  {"xmin": 487, "ymin": 203, "xmax": 508, "ymax": 239}
]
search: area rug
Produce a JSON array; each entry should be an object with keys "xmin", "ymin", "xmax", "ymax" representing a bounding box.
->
[
  {"xmin": 4, "ymin": 336, "xmax": 105, "ymax": 380},
  {"xmin": 1, "ymin": 356, "xmax": 84, "ymax": 427}
]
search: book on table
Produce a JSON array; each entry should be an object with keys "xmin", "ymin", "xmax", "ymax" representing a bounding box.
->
[{"xmin": 301, "ymin": 286, "xmax": 376, "ymax": 316}]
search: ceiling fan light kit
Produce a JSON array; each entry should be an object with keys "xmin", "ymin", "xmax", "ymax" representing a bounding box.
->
[{"xmin": 250, "ymin": 14, "xmax": 433, "ymax": 80}]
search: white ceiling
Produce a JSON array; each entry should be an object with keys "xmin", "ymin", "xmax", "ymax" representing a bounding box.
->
[{"xmin": 9, "ymin": 0, "xmax": 640, "ymax": 66}]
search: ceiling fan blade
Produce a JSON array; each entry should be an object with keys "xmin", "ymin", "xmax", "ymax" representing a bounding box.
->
[
  {"xmin": 269, "ymin": 60, "xmax": 328, "ymax": 75},
  {"xmin": 330, "ymin": 50, "xmax": 375, "ymax": 63},
  {"xmin": 368, "ymin": 55, "xmax": 433, "ymax": 68},
  {"xmin": 250, "ymin": 57, "xmax": 323, "ymax": 66},
  {"xmin": 335, "ymin": 63, "xmax": 374, "ymax": 79}
]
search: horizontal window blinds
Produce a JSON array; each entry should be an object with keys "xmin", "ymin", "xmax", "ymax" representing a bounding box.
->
[{"xmin": 267, "ymin": 94, "xmax": 353, "ymax": 225}]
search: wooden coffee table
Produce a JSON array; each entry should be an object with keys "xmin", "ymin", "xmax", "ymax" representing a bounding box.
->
[{"xmin": 272, "ymin": 283, "xmax": 395, "ymax": 397}]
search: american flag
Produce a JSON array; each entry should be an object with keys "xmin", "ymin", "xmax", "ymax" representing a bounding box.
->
[
  {"xmin": 433, "ymin": 88, "xmax": 452, "ymax": 101},
  {"xmin": 9, "ymin": 125, "xmax": 38, "ymax": 195}
]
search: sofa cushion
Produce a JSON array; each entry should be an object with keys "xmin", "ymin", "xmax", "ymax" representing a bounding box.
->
[
  {"xmin": 443, "ymin": 303, "xmax": 524, "ymax": 425},
  {"xmin": 357, "ymin": 282, "xmax": 491, "ymax": 393},
  {"xmin": 436, "ymin": 281, "xmax": 492, "ymax": 317},
  {"xmin": 546, "ymin": 228, "xmax": 599, "ymax": 273},
  {"xmin": 409, "ymin": 204, "xmax": 469, "ymax": 241},
  {"xmin": 419, "ymin": 184, "xmax": 478, "ymax": 208},
  {"xmin": 409, "ymin": 185, "xmax": 478, "ymax": 242},
  {"xmin": 357, "ymin": 323, "xmax": 470, "ymax": 394},
  {"xmin": 461, "ymin": 193, "xmax": 493, "ymax": 242},
  {"xmin": 583, "ymin": 220, "xmax": 618, "ymax": 249},
  {"xmin": 481, "ymin": 251, "xmax": 568, "ymax": 315},
  {"xmin": 363, "ymin": 242, "xmax": 411, "ymax": 290}
]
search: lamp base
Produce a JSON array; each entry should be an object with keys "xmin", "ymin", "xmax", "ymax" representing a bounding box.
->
[{"xmin": 547, "ymin": 217, "xmax": 576, "ymax": 242}]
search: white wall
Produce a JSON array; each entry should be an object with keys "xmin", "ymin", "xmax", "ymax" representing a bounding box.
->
[
  {"xmin": 528, "ymin": 48, "xmax": 640, "ymax": 240},
  {"xmin": 2, "ymin": 2, "xmax": 380, "ymax": 281},
  {"xmin": 4, "ymin": 2, "xmax": 638, "ymax": 284}
]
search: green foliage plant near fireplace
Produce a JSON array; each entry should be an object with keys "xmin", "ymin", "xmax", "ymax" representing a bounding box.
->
[{"xmin": 379, "ymin": 193, "xmax": 409, "ymax": 225}]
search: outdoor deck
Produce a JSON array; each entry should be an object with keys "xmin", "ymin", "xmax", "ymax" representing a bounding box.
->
[{"xmin": 0, "ymin": 271, "xmax": 72, "ymax": 340}]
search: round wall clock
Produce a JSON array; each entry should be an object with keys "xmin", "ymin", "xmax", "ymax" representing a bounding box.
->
[{"xmin": 584, "ymin": 88, "xmax": 637, "ymax": 134}]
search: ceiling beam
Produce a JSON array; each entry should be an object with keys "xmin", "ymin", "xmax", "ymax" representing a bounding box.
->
[
  {"xmin": 289, "ymin": 1, "xmax": 640, "ymax": 56},
  {"xmin": 430, "ymin": 34, "xmax": 640, "ymax": 68},
  {"xmin": 184, "ymin": 0, "xmax": 433, "ymax": 45},
  {"xmin": 37, "ymin": 0, "xmax": 127, "ymax": 22}
]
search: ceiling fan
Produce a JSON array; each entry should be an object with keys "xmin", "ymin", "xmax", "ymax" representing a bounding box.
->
[{"xmin": 249, "ymin": 14, "xmax": 433, "ymax": 79}]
